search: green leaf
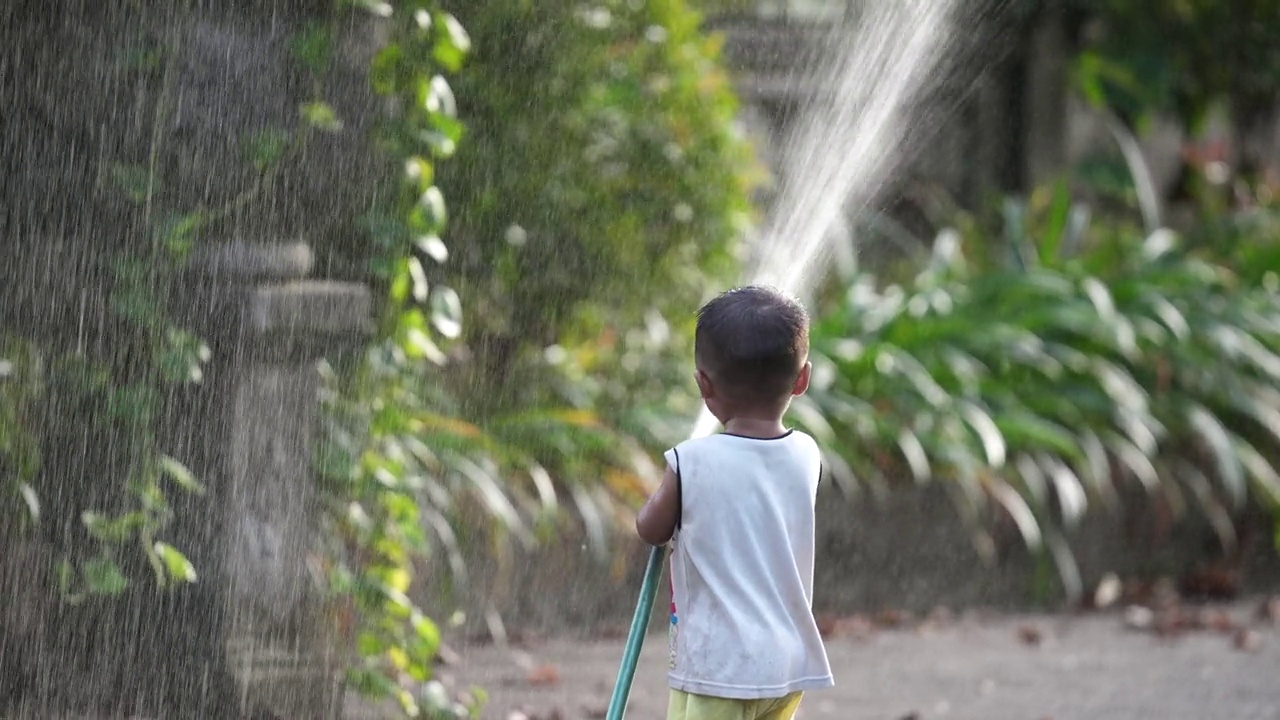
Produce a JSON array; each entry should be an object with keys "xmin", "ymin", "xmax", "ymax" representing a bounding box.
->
[
  {"xmin": 290, "ymin": 24, "xmax": 333, "ymax": 75},
  {"xmin": 1186, "ymin": 404, "xmax": 1245, "ymax": 508},
  {"xmin": 82, "ymin": 558, "xmax": 130, "ymax": 595},
  {"xmin": 429, "ymin": 112, "xmax": 466, "ymax": 146},
  {"xmin": 154, "ymin": 542, "xmax": 198, "ymax": 583},
  {"xmin": 430, "ymin": 287, "xmax": 463, "ymax": 339},
  {"xmin": 412, "ymin": 611, "xmax": 441, "ymax": 655},
  {"xmin": 448, "ymin": 453, "xmax": 525, "ymax": 540},
  {"xmin": 301, "ymin": 102, "xmax": 344, "ymax": 132},
  {"xmin": 370, "ymin": 43, "xmax": 404, "ymax": 96},
  {"xmin": 158, "ymin": 455, "xmax": 204, "ymax": 495},
  {"xmin": 389, "ymin": 258, "xmax": 412, "ymax": 305},
  {"xmin": 242, "ymin": 129, "xmax": 293, "ymax": 171},
  {"xmin": 415, "ymin": 235, "xmax": 449, "ymax": 263},
  {"xmin": 419, "ymin": 75, "xmax": 457, "ymax": 118},
  {"xmin": 432, "ymin": 13, "xmax": 471, "ymax": 72},
  {"xmin": 404, "ymin": 156, "xmax": 434, "ymax": 190},
  {"xmin": 107, "ymin": 163, "xmax": 155, "ymax": 204},
  {"xmin": 397, "ymin": 309, "xmax": 447, "ymax": 364},
  {"xmin": 988, "ymin": 479, "xmax": 1042, "ymax": 550},
  {"xmin": 408, "ymin": 257, "xmax": 429, "ymax": 303},
  {"xmin": 18, "ymin": 482, "xmax": 39, "ymax": 522},
  {"xmin": 959, "ymin": 401, "xmax": 1007, "ymax": 468},
  {"xmin": 1040, "ymin": 179, "xmax": 1071, "ymax": 263},
  {"xmin": 346, "ymin": 667, "xmax": 398, "ymax": 699},
  {"xmin": 82, "ymin": 510, "xmax": 146, "ymax": 543},
  {"xmin": 153, "ymin": 212, "xmax": 207, "ymax": 259},
  {"xmin": 56, "ymin": 560, "xmax": 81, "ymax": 599},
  {"xmin": 416, "ymin": 186, "xmax": 448, "ymax": 231}
]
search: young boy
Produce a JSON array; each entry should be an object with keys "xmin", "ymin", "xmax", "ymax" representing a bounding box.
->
[{"xmin": 636, "ymin": 285, "xmax": 833, "ymax": 720}]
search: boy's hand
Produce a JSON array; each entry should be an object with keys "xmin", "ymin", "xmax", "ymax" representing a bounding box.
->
[{"xmin": 636, "ymin": 465, "xmax": 679, "ymax": 546}]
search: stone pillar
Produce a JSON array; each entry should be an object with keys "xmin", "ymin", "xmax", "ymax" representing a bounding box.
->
[{"xmin": 178, "ymin": 241, "xmax": 371, "ymax": 719}]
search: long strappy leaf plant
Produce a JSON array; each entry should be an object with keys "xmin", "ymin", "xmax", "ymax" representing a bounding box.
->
[{"xmin": 799, "ymin": 185, "xmax": 1280, "ymax": 601}]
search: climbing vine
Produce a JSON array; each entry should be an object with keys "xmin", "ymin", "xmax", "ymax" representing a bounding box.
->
[{"xmin": 315, "ymin": 1, "xmax": 481, "ymax": 716}]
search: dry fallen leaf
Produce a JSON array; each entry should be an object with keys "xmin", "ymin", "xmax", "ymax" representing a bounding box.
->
[
  {"xmin": 527, "ymin": 663, "xmax": 561, "ymax": 686},
  {"xmin": 1234, "ymin": 629, "xmax": 1263, "ymax": 653},
  {"xmin": 1153, "ymin": 608, "xmax": 1188, "ymax": 637},
  {"xmin": 1201, "ymin": 609, "xmax": 1238, "ymax": 634},
  {"xmin": 1017, "ymin": 624, "xmax": 1043, "ymax": 646},
  {"xmin": 1093, "ymin": 573, "xmax": 1122, "ymax": 609},
  {"xmin": 817, "ymin": 613, "xmax": 875, "ymax": 639},
  {"xmin": 815, "ymin": 613, "xmax": 838, "ymax": 638},
  {"xmin": 875, "ymin": 608, "xmax": 910, "ymax": 629},
  {"xmin": 1258, "ymin": 596, "xmax": 1280, "ymax": 625},
  {"xmin": 1179, "ymin": 564, "xmax": 1242, "ymax": 601},
  {"xmin": 1124, "ymin": 605, "xmax": 1154, "ymax": 631},
  {"xmin": 927, "ymin": 606, "xmax": 954, "ymax": 625}
]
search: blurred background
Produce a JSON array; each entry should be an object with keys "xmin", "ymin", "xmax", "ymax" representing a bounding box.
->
[{"xmin": 2, "ymin": 0, "xmax": 1279, "ymax": 717}]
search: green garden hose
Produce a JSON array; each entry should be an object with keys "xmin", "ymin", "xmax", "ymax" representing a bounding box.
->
[{"xmin": 605, "ymin": 544, "xmax": 668, "ymax": 720}]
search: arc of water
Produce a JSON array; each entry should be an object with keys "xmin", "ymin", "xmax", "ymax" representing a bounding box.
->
[{"xmin": 693, "ymin": 0, "xmax": 962, "ymax": 439}]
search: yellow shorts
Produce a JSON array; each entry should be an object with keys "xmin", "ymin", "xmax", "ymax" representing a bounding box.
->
[{"xmin": 667, "ymin": 690, "xmax": 804, "ymax": 720}]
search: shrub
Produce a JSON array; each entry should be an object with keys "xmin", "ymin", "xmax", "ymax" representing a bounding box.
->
[
  {"xmin": 432, "ymin": 0, "xmax": 757, "ymax": 417},
  {"xmin": 799, "ymin": 199, "xmax": 1280, "ymax": 600}
]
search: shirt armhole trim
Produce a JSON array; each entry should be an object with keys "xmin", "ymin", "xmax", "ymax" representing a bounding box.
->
[{"xmin": 672, "ymin": 447, "xmax": 683, "ymax": 530}]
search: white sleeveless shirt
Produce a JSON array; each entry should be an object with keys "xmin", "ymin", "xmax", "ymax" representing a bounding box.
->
[{"xmin": 663, "ymin": 430, "xmax": 834, "ymax": 699}]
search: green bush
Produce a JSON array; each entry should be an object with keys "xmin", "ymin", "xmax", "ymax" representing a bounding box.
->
[
  {"xmin": 799, "ymin": 196, "xmax": 1280, "ymax": 599},
  {"xmin": 433, "ymin": 0, "xmax": 757, "ymax": 416},
  {"xmin": 1069, "ymin": 0, "xmax": 1280, "ymax": 132},
  {"xmin": 334, "ymin": 0, "xmax": 756, "ymax": 567}
]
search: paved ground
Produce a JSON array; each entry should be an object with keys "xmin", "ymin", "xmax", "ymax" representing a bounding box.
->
[{"xmin": 435, "ymin": 598, "xmax": 1280, "ymax": 720}]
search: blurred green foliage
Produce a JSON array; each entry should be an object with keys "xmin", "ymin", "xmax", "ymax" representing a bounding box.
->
[
  {"xmin": 433, "ymin": 0, "xmax": 757, "ymax": 417},
  {"xmin": 799, "ymin": 182, "xmax": 1280, "ymax": 600},
  {"xmin": 1069, "ymin": 0, "xmax": 1280, "ymax": 132}
]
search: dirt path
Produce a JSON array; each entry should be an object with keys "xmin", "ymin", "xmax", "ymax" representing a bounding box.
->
[{"xmin": 438, "ymin": 599, "xmax": 1280, "ymax": 720}]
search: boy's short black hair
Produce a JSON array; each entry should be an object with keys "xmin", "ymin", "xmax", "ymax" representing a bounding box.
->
[{"xmin": 695, "ymin": 285, "xmax": 810, "ymax": 406}]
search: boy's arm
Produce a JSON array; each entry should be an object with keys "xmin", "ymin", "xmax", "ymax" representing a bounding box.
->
[{"xmin": 635, "ymin": 465, "xmax": 679, "ymax": 546}]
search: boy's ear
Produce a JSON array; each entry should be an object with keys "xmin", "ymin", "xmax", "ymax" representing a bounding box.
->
[
  {"xmin": 791, "ymin": 362, "xmax": 812, "ymax": 396},
  {"xmin": 694, "ymin": 369, "xmax": 715, "ymax": 399}
]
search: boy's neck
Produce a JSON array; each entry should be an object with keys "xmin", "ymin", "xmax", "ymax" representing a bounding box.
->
[{"xmin": 722, "ymin": 416, "xmax": 789, "ymax": 439}]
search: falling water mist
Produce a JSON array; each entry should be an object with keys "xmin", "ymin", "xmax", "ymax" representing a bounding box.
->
[{"xmin": 691, "ymin": 0, "xmax": 964, "ymax": 439}]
